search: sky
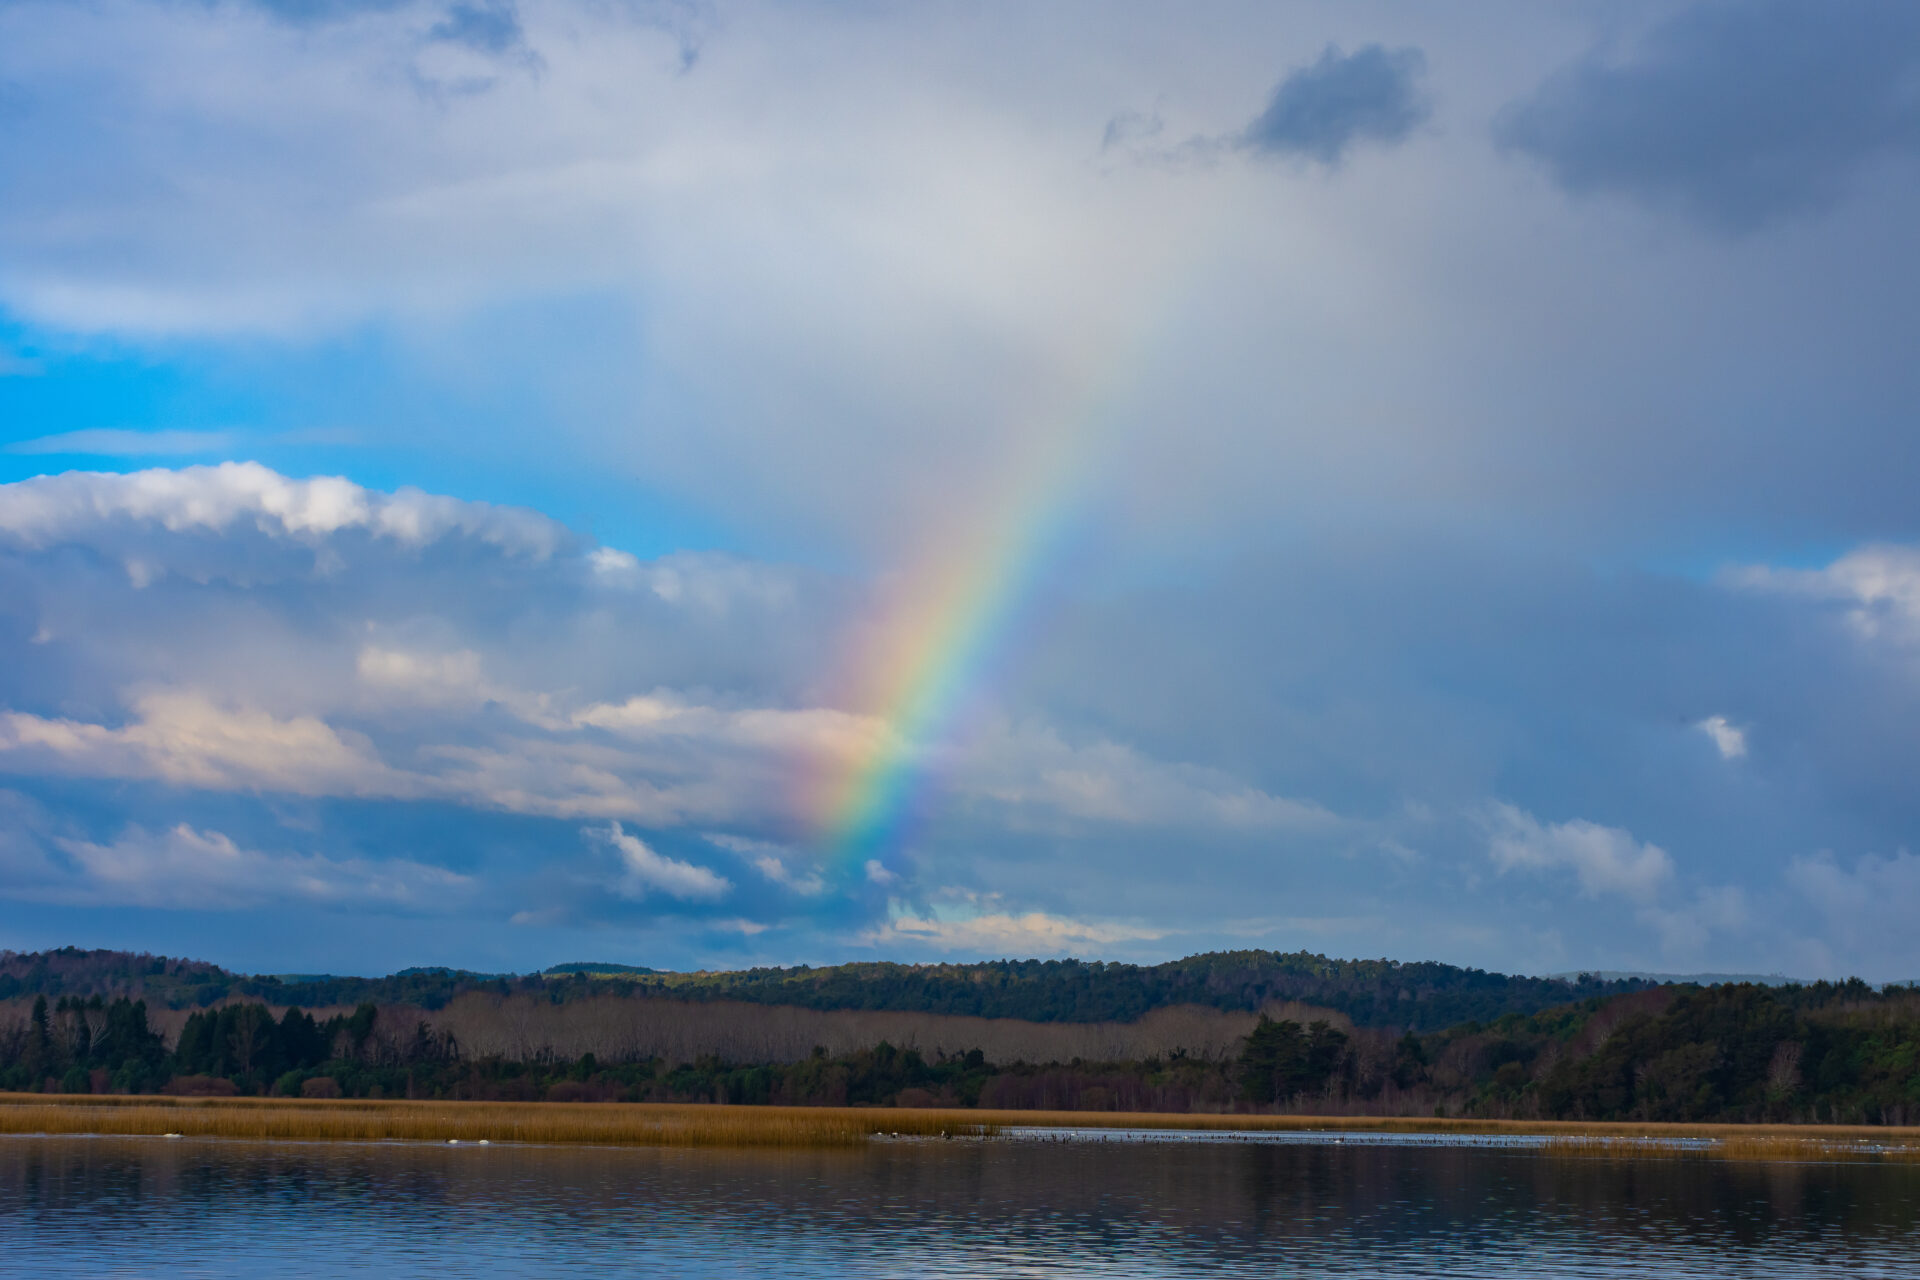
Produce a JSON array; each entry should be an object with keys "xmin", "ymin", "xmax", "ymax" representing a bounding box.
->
[{"xmin": 3, "ymin": 0, "xmax": 1920, "ymax": 980}]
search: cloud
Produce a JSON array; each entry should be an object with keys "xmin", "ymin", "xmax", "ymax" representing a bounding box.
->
[
  {"xmin": 1488, "ymin": 803, "xmax": 1674, "ymax": 903},
  {"xmin": 2, "ymin": 0, "xmax": 1916, "ymax": 573},
  {"xmin": 864, "ymin": 906, "xmax": 1163, "ymax": 956},
  {"xmin": 353, "ymin": 645, "xmax": 553, "ymax": 723},
  {"xmin": 1785, "ymin": 850, "xmax": 1920, "ymax": 973},
  {"xmin": 1639, "ymin": 883, "xmax": 1749, "ymax": 961},
  {"xmin": 0, "ymin": 462, "xmax": 565, "ymax": 559},
  {"xmin": 707, "ymin": 834, "xmax": 826, "ymax": 896},
  {"xmin": 5, "ymin": 459, "xmax": 1920, "ymax": 973},
  {"xmin": 572, "ymin": 693, "xmax": 891, "ymax": 763},
  {"xmin": 0, "ymin": 691, "xmax": 771, "ymax": 826},
  {"xmin": 1495, "ymin": 2, "xmax": 1920, "ymax": 230},
  {"xmin": 53, "ymin": 822, "xmax": 470, "ymax": 909},
  {"xmin": 962, "ymin": 720, "xmax": 1336, "ymax": 832},
  {"xmin": 0, "ymin": 691, "xmax": 402, "ymax": 797},
  {"xmin": 1731, "ymin": 544, "xmax": 1920, "ymax": 644},
  {"xmin": 1241, "ymin": 43, "xmax": 1430, "ymax": 165},
  {"xmin": 428, "ymin": 0, "xmax": 527, "ymax": 56},
  {"xmin": 590, "ymin": 821, "xmax": 730, "ymax": 901},
  {"xmin": 0, "ymin": 678, "xmax": 1327, "ymax": 838},
  {"xmin": 1697, "ymin": 715, "xmax": 1747, "ymax": 759},
  {"xmin": 5, "ymin": 429, "xmax": 237, "ymax": 457}
]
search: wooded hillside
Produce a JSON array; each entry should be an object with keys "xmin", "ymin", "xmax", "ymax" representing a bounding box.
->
[
  {"xmin": 0, "ymin": 947, "xmax": 1651, "ymax": 1029},
  {"xmin": 7, "ymin": 973, "xmax": 1920, "ymax": 1124}
]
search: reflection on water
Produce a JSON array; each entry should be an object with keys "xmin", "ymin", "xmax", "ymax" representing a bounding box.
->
[{"xmin": 3, "ymin": 1132, "xmax": 1918, "ymax": 1277}]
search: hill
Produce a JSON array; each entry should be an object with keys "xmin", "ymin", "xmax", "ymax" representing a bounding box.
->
[{"xmin": 0, "ymin": 946, "xmax": 1652, "ymax": 1029}]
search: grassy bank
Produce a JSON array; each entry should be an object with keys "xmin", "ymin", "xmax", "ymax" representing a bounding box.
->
[
  {"xmin": 0, "ymin": 1095, "xmax": 989, "ymax": 1147},
  {"xmin": 7, "ymin": 1095, "xmax": 1920, "ymax": 1158}
]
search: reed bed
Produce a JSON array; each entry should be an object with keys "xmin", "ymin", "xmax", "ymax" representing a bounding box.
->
[
  {"xmin": 1541, "ymin": 1132, "xmax": 1920, "ymax": 1164},
  {"xmin": 6, "ymin": 1095, "xmax": 1920, "ymax": 1160},
  {"xmin": 0, "ymin": 1096, "xmax": 992, "ymax": 1148}
]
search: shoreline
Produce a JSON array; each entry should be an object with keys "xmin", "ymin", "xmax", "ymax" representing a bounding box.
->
[{"xmin": 5, "ymin": 1095, "xmax": 1920, "ymax": 1160}]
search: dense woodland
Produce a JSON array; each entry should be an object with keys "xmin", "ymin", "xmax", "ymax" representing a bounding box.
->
[
  {"xmin": 3, "ymin": 950, "xmax": 1920, "ymax": 1123},
  {"xmin": 0, "ymin": 947, "xmax": 1650, "ymax": 1028}
]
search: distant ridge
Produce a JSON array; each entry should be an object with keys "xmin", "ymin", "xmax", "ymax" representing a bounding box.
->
[
  {"xmin": 1546, "ymin": 970, "xmax": 1804, "ymax": 987},
  {"xmin": 2, "ymin": 946, "xmax": 1662, "ymax": 1029},
  {"xmin": 396, "ymin": 966, "xmax": 514, "ymax": 980}
]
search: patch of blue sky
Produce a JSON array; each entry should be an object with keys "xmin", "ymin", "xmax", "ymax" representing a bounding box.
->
[{"xmin": 0, "ymin": 307, "xmax": 739, "ymax": 564}]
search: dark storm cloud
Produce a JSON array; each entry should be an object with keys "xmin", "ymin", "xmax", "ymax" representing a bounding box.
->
[
  {"xmin": 1242, "ymin": 44, "xmax": 1430, "ymax": 165},
  {"xmin": 1495, "ymin": 0, "xmax": 1920, "ymax": 232}
]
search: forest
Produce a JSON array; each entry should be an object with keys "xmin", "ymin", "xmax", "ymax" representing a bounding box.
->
[
  {"xmin": 0, "ymin": 947, "xmax": 1650, "ymax": 1028},
  {"xmin": 3, "ymin": 950, "xmax": 1919, "ymax": 1124}
]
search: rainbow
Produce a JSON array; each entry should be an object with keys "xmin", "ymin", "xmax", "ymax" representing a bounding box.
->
[
  {"xmin": 790, "ymin": 212, "xmax": 1229, "ymax": 882},
  {"xmin": 798, "ymin": 326, "xmax": 1166, "ymax": 879},
  {"xmin": 806, "ymin": 447, "xmax": 1089, "ymax": 877}
]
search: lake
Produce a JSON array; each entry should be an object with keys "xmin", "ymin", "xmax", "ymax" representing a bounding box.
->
[{"xmin": 3, "ymin": 1130, "xmax": 1918, "ymax": 1276}]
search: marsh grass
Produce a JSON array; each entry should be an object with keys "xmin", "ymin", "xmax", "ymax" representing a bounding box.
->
[
  {"xmin": 6, "ymin": 1095, "xmax": 1920, "ymax": 1160},
  {"xmin": 1541, "ymin": 1132, "xmax": 1920, "ymax": 1164},
  {"xmin": 0, "ymin": 1095, "xmax": 993, "ymax": 1148}
]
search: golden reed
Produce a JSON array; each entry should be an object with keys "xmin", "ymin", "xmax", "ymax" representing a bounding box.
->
[
  {"xmin": 0, "ymin": 1095, "xmax": 991, "ymax": 1148},
  {"xmin": 4, "ymin": 1095, "xmax": 1920, "ymax": 1159}
]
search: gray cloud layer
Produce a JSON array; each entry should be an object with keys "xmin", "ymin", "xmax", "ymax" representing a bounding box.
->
[
  {"xmin": 1, "ymin": 3, "xmax": 1918, "ymax": 978},
  {"xmin": 0, "ymin": 466, "xmax": 1914, "ymax": 978},
  {"xmin": 1496, "ymin": 1, "xmax": 1920, "ymax": 230}
]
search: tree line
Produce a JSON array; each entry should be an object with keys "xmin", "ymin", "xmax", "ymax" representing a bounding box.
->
[
  {"xmin": 1, "ymin": 946, "xmax": 1656, "ymax": 1028},
  {"xmin": 5, "ymin": 979, "xmax": 1920, "ymax": 1123}
]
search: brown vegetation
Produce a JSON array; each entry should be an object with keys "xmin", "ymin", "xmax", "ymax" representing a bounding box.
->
[
  {"xmin": 6, "ymin": 1094, "xmax": 1920, "ymax": 1159},
  {"xmin": 0, "ymin": 994, "xmax": 1332, "ymax": 1065},
  {"xmin": 388, "ymin": 994, "xmax": 1305, "ymax": 1065},
  {"xmin": 0, "ymin": 1095, "xmax": 992, "ymax": 1147}
]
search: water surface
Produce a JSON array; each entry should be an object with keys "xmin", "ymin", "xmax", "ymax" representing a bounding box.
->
[{"xmin": 3, "ymin": 1131, "xmax": 1917, "ymax": 1276}]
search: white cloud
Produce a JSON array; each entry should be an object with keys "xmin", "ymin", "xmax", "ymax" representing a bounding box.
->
[
  {"xmin": 587, "ymin": 546, "xmax": 642, "ymax": 577},
  {"xmin": 0, "ymin": 466, "xmax": 1340, "ymax": 868},
  {"xmin": 54, "ymin": 822, "xmax": 469, "ymax": 910},
  {"xmin": 354, "ymin": 645, "xmax": 556, "ymax": 722},
  {"xmin": 590, "ymin": 821, "xmax": 730, "ymax": 902},
  {"xmin": 573, "ymin": 693, "xmax": 891, "ymax": 761},
  {"xmin": 864, "ymin": 906, "xmax": 1164, "ymax": 956},
  {"xmin": 707, "ymin": 834, "xmax": 827, "ymax": 896},
  {"xmin": 1733, "ymin": 545, "xmax": 1920, "ymax": 643},
  {"xmin": 593, "ymin": 552, "xmax": 803, "ymax": 615},
  {"xmin": 1696, "ymin": 715, "xmax": 1747, "ymax": 759},
  {"xmin": 357, "ymin": 646, "xmax": 488, "ymax": 702},
  {"xmin": 0, "ymin": 462, "xmax": 565, "ymax": 559},
  {"xmin": 0, "ymin": 690, "xmax": 403, "ymax": 797},
  {"xmin": 1487, "ymin": 803, "xmax": 1674, "ymax": 903}
]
